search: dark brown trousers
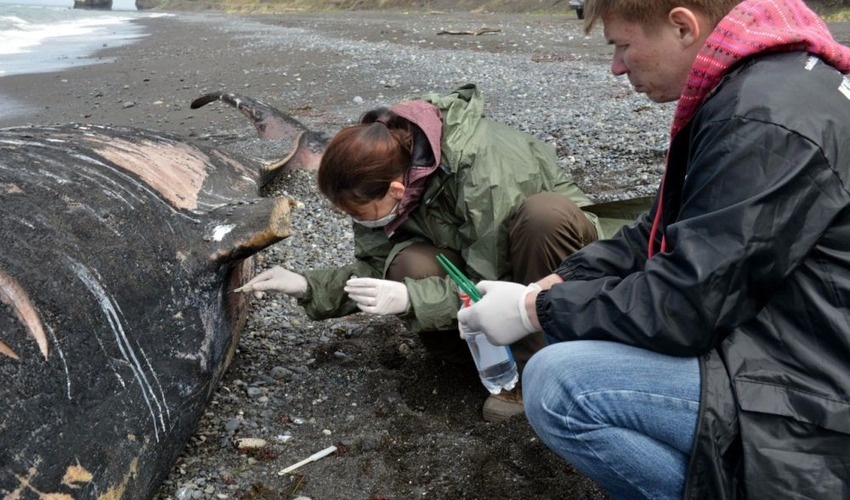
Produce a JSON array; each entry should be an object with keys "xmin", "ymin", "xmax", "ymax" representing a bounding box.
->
[{"xmin": 386, "ymin": 192, "xmax": 598, "ymax": 369}]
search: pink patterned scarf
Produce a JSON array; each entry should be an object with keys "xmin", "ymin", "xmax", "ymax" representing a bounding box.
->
[{"xmin": 648, "ymin": 0, "xmax": 850, "ymax": 257}]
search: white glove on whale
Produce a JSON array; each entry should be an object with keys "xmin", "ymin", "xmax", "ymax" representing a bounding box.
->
[
  {"xmin": 233, "ymin": 266, "xmax": 308, "ymax": 298},
  {"xmin": 344, "ymin": 277, "xmax": 410, "ymax": 315}
]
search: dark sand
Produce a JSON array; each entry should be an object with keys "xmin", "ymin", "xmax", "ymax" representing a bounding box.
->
[{"xmin": 0, "ymin": 9, "xmax": 603, "ymax": 134}]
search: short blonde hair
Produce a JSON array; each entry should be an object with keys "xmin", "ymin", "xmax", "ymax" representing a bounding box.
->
[{"xmin": 583, "ymin": 0, "xmax": 741, "ymax": 33}]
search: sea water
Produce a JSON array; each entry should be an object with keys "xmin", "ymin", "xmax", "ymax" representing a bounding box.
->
[{"xmin": 0, "ymin": 0, "xmax": 165, "ymax": 79}]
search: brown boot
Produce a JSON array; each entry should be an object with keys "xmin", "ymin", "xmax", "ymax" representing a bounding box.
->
[{"xmin": 482, "ymin": 386, "xmax": 524, "ymax": 423}]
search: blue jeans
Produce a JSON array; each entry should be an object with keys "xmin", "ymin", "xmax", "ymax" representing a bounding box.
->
[{"xmin": 523, "ymin": 340, "xmax": 701, "ymax": 500}]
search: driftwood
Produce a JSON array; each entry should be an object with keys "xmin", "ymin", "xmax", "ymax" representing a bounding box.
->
[{"xmin": 436, "ymin": 27, "xmax": 502, "ymax": 36}]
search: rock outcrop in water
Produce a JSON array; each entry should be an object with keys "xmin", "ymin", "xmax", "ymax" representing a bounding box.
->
[{"xmin": 73, "ymin": 0, "xmax": 113, "ymax": 9}]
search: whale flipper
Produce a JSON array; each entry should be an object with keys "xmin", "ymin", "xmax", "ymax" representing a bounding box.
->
[
  {"xmin": 191, "ymin": 91, "xmax": 310, "ymax": 140},
  {"xmin": 192, "ymin": 92, "xmax": 331, "ymax": 182}
]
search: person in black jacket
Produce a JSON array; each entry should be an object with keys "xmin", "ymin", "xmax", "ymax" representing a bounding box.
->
[{"xmin": 458, "ymin": 0, "xmax": 850, "ymax": 498}]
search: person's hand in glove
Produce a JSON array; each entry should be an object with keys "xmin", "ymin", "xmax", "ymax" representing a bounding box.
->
[
  {"xmin": 344, "ymin": 277, "xmax": 410, "ymax": 315},
  {"xmin": 232, "ymin": 266, "xmax": 308, "ymax": 298},
  {"xmin": 456, "ymin": 281, "xmax": 541, "ymax": 345}
]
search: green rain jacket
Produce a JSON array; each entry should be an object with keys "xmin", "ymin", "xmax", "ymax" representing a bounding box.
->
[{"xmin": 299, "ymin": 84, "xmax": 615, "ymax": 332}]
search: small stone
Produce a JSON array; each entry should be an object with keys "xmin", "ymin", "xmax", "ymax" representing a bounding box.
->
[
  {"xmin": 175, "ymin": 487, "xmax": 193, "ymax": 500},
  {"xmin": 271, "ymin": 366, "xmax": 293, "ymax": 380},
  {"xmin": 224, "ymin": 418, "xmax": 242, "ymax": 433},
  {"xmin": 236, "ymin": 437, "xmax": 268, "ymax": 449}
]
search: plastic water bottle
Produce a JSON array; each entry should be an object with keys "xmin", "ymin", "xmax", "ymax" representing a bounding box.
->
[{"xmin": 459, "ymin": 320, "xmax": 519, "ymax": 395}]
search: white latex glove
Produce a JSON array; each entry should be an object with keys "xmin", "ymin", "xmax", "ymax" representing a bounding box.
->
[
  {"xmin": 456, "ymin": 281, "xmax": 540, "ymax": 345},
  {"xmin": 344, "ymin": 277, "xmax": 410, "ymax": 315},
  {"xmin": 232, "ymin": 266, "xmax": 308, "ymax": 298}
]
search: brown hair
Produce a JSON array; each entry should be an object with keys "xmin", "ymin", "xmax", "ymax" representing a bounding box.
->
[
  {"xmin": 318, "ymin": 109, "xmax": 414, "ymax": 213},
  {"xmin": 583, "ymin": 0, "xmax": 741, "ymax": 34}
]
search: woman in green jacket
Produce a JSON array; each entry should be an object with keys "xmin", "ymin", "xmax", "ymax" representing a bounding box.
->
[{"xmin": 238, "ymin": 84, "xmax": 605, "ymax": 421}]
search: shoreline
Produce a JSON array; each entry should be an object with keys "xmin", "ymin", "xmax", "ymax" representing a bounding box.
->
[{"xmin": 0, "ymin": 13, "xmax": 237, "ymax": 131}]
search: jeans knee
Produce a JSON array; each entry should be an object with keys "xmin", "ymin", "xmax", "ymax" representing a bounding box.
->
[
  {"xmin": 522, "ymin": 344, "xmax": 570, "ymax": 423},
  {"xmin": 522, "ymin": 341, "xmax": 622, "ymax": 426}
]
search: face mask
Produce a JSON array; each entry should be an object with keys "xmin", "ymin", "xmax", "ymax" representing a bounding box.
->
[{"xmin": 353, "ymin": 203, "xmax": 399, "ymax": 229}]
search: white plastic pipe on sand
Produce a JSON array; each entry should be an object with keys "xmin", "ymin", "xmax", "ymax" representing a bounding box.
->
[{"xmin": 278, "ymin": 445, "xmax": 338, "ymax": 475}]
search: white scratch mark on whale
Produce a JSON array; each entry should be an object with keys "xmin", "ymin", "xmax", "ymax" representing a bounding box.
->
[
  {"xmin": 86, "ymin": 316, "xmax": 129, "ymax": 389},
  {"xmin": 138, "ymin": 344, "xmax": 172, "ymax": 420},
  {"xmin": 45, "ymin": 324, "xmax": 72, "ymax": 400},
  {"xmin": 0, "ymin": 138, "xmax": 46, "ymax": 147},
  {"xmin": 211, "ymin": 224, "xmax": 236, "ymax": 242},
  {"xmin": 70, "ymin": 159, "xmax": 145, "ymax": 209},
  {"xmin": 6, "ymin": 215, "xmax": 35, "ymax": 230},
  {"xmin": 35, "ymin": 168, "xmax": 71, "ymax": 185},
  {"xmin": 68, "ymin": 258, "xmax": 168, "ymax": 441}
]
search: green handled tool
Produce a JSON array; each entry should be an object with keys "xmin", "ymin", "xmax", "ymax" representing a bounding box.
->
[{"xmin": 436, "ymin": 253, "xmax": 482, "ymax": 302}]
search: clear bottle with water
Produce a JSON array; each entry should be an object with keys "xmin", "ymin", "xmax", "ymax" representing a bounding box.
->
[{"xmin": 460, "ymin": 321, "xmax": 519, "ymax": 395}]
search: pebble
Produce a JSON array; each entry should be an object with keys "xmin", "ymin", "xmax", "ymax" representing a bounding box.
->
[
  {"xmin": 224, "ymin": 418, "xmax": 242, "ymax": 433},
  {"xmin": 271, "ymin": 366, "xmax": 294, "ymax": 380},
  {"xmin": 236, "ymin": 437, "xmax": 268, "ymax": 449},
  {"xmin": 174, "ymin": 487, "xmax": 193, "ymax": 500}
]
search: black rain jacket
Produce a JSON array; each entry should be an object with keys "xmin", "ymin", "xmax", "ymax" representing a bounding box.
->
[{"xmin": 536, "ymin": 52, "xmax": 850, "ymax": 498}]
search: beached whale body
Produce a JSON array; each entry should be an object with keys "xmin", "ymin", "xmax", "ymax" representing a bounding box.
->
[{"xmin": 0, "ymin": 124, "xmax": 295, "ymax": 498}]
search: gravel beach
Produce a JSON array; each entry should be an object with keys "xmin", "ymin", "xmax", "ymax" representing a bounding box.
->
[{"xmin": 4, "ymin": 7, "xmax": 848, "ymax": 500}]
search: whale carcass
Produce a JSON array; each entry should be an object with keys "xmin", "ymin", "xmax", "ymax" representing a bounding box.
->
[{"xmin": 0, "ymin": 124, "xmax": 295, "ymax": 498}]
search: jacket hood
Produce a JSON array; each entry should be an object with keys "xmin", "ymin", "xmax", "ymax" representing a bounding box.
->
[{"xmin": 383, "ymin": 99, "xmax": 443, "ymax": 235}]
